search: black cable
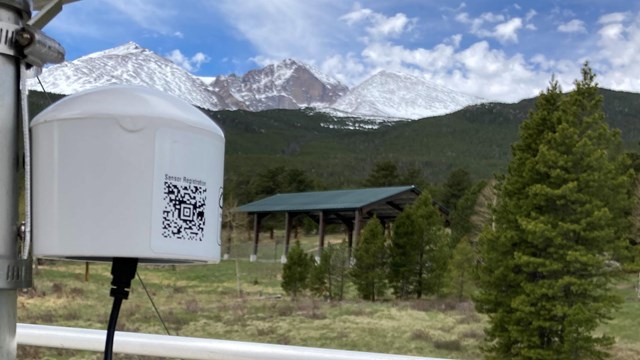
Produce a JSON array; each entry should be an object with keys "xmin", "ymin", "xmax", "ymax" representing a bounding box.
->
[
  {"xmin": 136, "ymin": 271, "xmax": 172, "ymax": 336},
  {"xmin": 104, "ymin": 296, "xmax": 123, "ymax": 360},
  {"xmin": 105, "ymin": 257, "xmax": 138, "ymax": 360}
]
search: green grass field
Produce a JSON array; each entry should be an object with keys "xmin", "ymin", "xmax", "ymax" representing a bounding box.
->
[{"xmin": 16, "ymin": 235, "xmax": 640, "ymax": 360}]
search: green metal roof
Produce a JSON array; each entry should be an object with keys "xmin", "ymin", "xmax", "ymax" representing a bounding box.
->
[{"xmin": 235, "ymin": 186, "xmax": 420, "ymax": 213}]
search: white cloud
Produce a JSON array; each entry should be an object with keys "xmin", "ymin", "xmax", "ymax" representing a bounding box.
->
[
  {"xmin": 494, "ymin": 18, "xmax": 523, "ymax": 43},
  {"xmin": 249, "ymin": 55, "xmax": 279, "ymax": 68},
  {"xmin": 456, "ymin": 11, "xmax": 505, "ymax": 35},
  {"xmin": 340, "ymin": 7, "xmax": 373, "ymax": 25},
  {"xmin": 212, "ymin": 0, "xmax": 348, "ymax": 62},
  {"xmin": 46, "ymin": 0, "xmax": 192, "ymax": 50},
  {"xmin": 346, "ymin": 37, "xmax": 572, "ymax": 102},
  {"xmin": 525, "ymin": 9, "xmax": 537, "ymax": 22},
  {"xmin": 479, "ymin": 12, "xmax": 506, "ymax": 23},
  {"xmin": 593, "ymin": 12, "xmax": 640, "ymax": 91},
  {"xmin": 106, "ymin": 0, "xmax": 177, "ymax": 34},
  {"xmin": 371, "ymin": 13, "xmax": 414, "ymax": 38},
  {"xmin": 449, "ymin": 34, "xmax": 463, "ymax": 48},
  {"xmin": 599, "ymin": 23, "xmax": 625, "ymax": 40},
  {"xmin": 558, "ymin": 19, "xmax": 587, "ymax": 33},
  {"xmin": 173, "ymin": 31, "xmax": 184, "ymax": 38},
  {"xmin": 456, "ymin": 11, "xmax": 524, "ymax": 44},
  {"xmin": 191, "ymin": 52, "xmax": 209, "ymax": 65},
  {"xmin": 320, "ymin": 53, "xmax": 367, "ymax": 85},
  {"xmin": 165, "ymin": 49, "xmax": 210, "ymax": 72},
  {"xmin": 598, "ymin": 12, "xmax": 630, "ymax": 24},
  {"xmin": 340, "ymin": 5, "xmax": 416, "ymax": 40}
]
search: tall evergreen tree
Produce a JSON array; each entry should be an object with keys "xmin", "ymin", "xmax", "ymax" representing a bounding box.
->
[
  {"xmin": 351, "ymin": 216, "xmax": 387, "ymax": 301},
  {"xmin": 450, "ymin": 180, "xmax": 487, "ymax": 245},
  {"xmin": 443, "ymin": 168, "xmax": 473, "ymax": 210},
  {"xmin": 364, "ymin": 160, "xmax": 401, "ymax": 187},
  {"xmin": 476, "ymin": 64, "xmax": 634, "ymax": 360},
  {"xmin": 387, "ymin": 208, "xmax": 419, "ymax": 298},
  {"xmin": 250, "ymin": 166, "xmax": 316, "ymax": 200},
  {"xmin": 388, "ymin": 193, "xmax": 449, "ymax": 298},
  {"xmin": 446, "ymin": 236, "xmax": 477, "ymax": 300},
  {"xmin": 281, "ymin": 241, "xmax": 313, "ymax": 298},
  {"xmin": 308, "ymin": 247, "xmax": 330, "ymax": 298},
  {"xmin": 328, "ymin": 241, "xmax": 350, "ymax": 301}
]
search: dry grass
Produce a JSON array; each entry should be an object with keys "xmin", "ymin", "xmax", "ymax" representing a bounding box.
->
[{"xmin": 16, "ymin": 251, "xmax": 640, "ymax": 360}]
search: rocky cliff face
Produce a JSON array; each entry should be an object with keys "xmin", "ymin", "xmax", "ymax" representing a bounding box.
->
[{"xmin": 210, "ymin": 59, "xmax": 349, "ymax": 111}]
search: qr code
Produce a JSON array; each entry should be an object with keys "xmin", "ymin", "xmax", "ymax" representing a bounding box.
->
[{"xmin": 162, "ymin": 181, "xmax": 207, "ymax": 241}]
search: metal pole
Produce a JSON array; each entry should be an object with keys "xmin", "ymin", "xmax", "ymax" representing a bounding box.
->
[
  {"xmin": 251, "ymin": 214, "xmax": 260, "ymax": 262},
  {"xmin": 317, "ymin": 211, "xmax": 325, "ymax": 260},
  {"xmin": 282, "ymin": 212, "xmax": 291, "ymax": 263},
  {"xmin": 18, "ymin": 323, "xmax": 451, "ymax": 360},
  {"xmin": 0, "ymin": 1, "xmax": 29, "ymax": 357}
]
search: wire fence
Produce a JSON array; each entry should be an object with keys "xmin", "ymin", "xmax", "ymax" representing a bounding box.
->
[{"xmin": 222, "ymin": 230, "xmax": 350, "ymax": 262}]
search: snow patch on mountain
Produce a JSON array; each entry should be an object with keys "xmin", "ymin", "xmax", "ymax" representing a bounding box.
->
[
  {"xmin": 28, "ymin": 42, "xmax": 225, "ymax": 111},
  {"xmin": 330, "ymin": 71, "xmax": 485, "ymax": 120}
]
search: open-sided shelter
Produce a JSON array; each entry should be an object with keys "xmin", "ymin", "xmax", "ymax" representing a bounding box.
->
[{"xmin": 235, "ymin": 186, "xmax": 430, "ymax": 261}]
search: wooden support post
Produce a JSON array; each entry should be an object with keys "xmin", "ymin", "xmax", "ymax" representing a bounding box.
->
[
  {"xmin": 317, "ymin": 211, "xmax": 325, "ymax": 261},
  {"xmin": 282, "ymin": 212, "xmax": 292, "ymax": 263},
  {"xmin": 84, "ymin": 262, "xmax": 90, "ymax": 282},
  {"xmin": 353, "ymin": 209, "xmax": 363, "ymax": 257},
  {"xmin": 251, "ymin": 213, "xmax": 261, "ymax": 262},
  {"xmin": 347, "ymin": 224, "xmax": 354, "ymax": 260}
]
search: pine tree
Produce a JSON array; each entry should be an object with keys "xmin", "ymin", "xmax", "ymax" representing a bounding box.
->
[
  {"xmin": 308, "ymin": 247, "xmax": 330, "ymax": 298},
  {"xmin": 450, "ymin": 180, "xmax": 487, "ymax": 245},
  {"xmin": 446, "ymin": 236, "xmax": 477, "ymax": 300},
  {"xmin": 476, "ymin": 64, "xmax": 634, "ymax": 360},
  {"xmin": 281, "ymin": 241, "xmax": 313, "ymax": 298},
  {"xmin": 388, "ymin": 192, "xmax": 449, "ymax": 298},
  {"xmin": 411, "ymin": 193, "xmax": 450, "ymax": 298},
  {"xmin": 363, "ymin": 161, "xmax": 401, "ymax": 187},
  {"xmin": 443, "ymin": 168, "xmax": 473, "ymax": 211},
  {"xmin": 329, "ymin": 241, "xmax": 350, "ymax": 301},
  {"xmin": 388, "ymin": 208, "xmax": 419, "ymax": 298},
  {"xmin": 351, "ymin": 216, "xmax": 387, "ymax": 301}
]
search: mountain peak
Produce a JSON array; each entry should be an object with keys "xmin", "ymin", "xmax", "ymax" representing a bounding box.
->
[
  {"xmin": 28, "ymin": 41, "xmax": 224, "ymax": 111},
  {"xmin": 83, "ymin": 41, "xmax": 148, "ymax": 59},
  {"xmin": 280, "ymin": 58, "xmax": 300, "ymax": 67},
  {"xmin": 332, "ymin": 70, "xmax": 485, "ymax": 119},
  {"xmin": 210, "ymin": 58, "xmax": 349, "ymax": 111}
]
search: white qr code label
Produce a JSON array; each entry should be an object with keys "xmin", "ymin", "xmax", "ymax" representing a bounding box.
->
[
  {"xmin": 151, "ymin": 128, "xmax": 222, "ymax": 260},
  {"xmin": 162, "ymin": 179, "xmax": 207, "ymax": 242}
]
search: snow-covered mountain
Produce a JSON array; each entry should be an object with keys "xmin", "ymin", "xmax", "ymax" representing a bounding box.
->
[
  {"xmin": 29, "ymin": 42, "xmax": 483, "ymax": 120},
  {"xmin": 27, "ymin": 42, "xmax": 228, "ymax": 111},
  {"xmin": 209, "ymin": 59, "xmax": 348, "ymax": 111},
  {"xmin": 331, "ymin": 71, "xmax": 484, "ymax": 119}
]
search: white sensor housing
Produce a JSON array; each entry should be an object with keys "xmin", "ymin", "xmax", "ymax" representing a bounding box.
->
[{"xmin": 31, "ymin": 85, "xmax": 225, "ymax": 264}]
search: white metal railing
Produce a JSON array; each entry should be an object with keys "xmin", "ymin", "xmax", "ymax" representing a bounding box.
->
[{"xmin": 17, "ymin": 323, "xmax": 451, "ymax": 360}]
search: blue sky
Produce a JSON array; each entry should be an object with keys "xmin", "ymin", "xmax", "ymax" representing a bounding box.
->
[{"xmin": 43, "ymin": 0, "xmax": 640, "ymax": 102}]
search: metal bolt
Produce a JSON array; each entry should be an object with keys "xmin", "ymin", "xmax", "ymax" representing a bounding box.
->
[
  {"xmin": 15, "ymin": 29, "xmax": 32, "ymax": 47},
  {"xmin": 17, "ymin": 222, "xmax": 25, "ymax": 242}
]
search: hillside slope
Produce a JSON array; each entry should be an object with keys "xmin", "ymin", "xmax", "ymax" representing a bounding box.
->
[{"xmin": 28, "ymin": 88, "xmax": 640, "ymax": 190}]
